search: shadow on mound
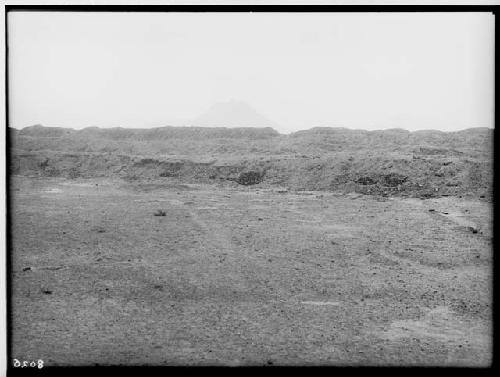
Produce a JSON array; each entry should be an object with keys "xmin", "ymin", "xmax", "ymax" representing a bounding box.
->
[{"xmin": 237, "ymin": 171, "xmax": 264, "ymax": 185}]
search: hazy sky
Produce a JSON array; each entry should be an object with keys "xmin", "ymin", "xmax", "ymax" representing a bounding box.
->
[{"xmin": 8, "ymin": 11, "xmax": 494, "ymax": 133}]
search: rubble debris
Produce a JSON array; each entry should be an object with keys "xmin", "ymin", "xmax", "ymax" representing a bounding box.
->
[
  {"xmin": 356, "ymin": 176, "xmax": 376, "ymax": 185},
  {"xmin": 154, "ymin": 209, "xmax": 166, "ymax": 216},
  {"xmin": 382, "ymin": 173, "xmax": 408, "ymax": 187},
  {"xmin": 237, "ymin": 171, "xmax": 264, "ymax": 185},
  {"xmin": 468, "ymin": 226, "xmax": 479, "ymax": 234}
]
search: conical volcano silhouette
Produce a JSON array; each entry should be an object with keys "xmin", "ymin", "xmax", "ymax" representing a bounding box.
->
[{"xmin": 191, "ymin": 100, "xmax": 279, "ymax": 127}]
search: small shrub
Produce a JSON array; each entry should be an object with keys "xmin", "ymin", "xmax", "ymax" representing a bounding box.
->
[{"xmin": 154, "ymin": 209, "xmax": 166, "ymax": 216}]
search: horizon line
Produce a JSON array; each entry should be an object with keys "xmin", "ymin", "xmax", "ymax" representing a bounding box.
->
[{"xmin": 9, "ymin": 124, "xmax": 495, "ymax": 135}]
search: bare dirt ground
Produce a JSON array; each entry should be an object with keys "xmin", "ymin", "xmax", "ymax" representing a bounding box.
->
[{"xmin": 10, "ymin": 176, "xmax": 492, "ymax": 366}]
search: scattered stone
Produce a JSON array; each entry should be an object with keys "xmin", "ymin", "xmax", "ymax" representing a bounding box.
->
[
  {"xmin": 41, "ymin": 266, "xmax": 64, "ymax": 271},
  {"xmin": 428, "ymin": 209, "xmax": 435, "ymax": 212},
  {"xmin": 22, "ymin": 267, "xmax": 31, "ymax": 272},
  {"xmin": 258, "ymin": 218, "xmax": 263, "ymax": 221},
  {"xmin": 92, "ymin": 226, "xmax": 106, "ymax": 233},
  {"xmin": 41, "ymin": 289, "xmax": 52, "ymax": 295},
  {"xmin": 154, "ymin": 209, "xmax": 166, "ymax": 216},
  {"xmin": 468, "ymin": 226, "xmax": 479, "ymax": 234}
]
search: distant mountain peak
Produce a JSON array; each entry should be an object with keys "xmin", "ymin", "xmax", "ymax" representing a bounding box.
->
[{"xmin": 191, "ymin": 100, "xmax": 279, "ymax": 128}]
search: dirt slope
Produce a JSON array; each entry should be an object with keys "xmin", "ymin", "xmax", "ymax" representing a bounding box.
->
[{"xmin": 9, "ymin": 125, "xmax": 493, "ymax": 199}]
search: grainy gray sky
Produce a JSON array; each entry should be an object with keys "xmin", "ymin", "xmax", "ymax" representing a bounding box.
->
[{"xmin": 8, "ymin": 11, "xmax": 494, "ymax": 133}]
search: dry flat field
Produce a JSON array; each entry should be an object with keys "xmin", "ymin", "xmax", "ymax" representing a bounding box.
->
[{"xmin": 10, "ymin": 176, "xmax": 492, "ymax": 366}]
